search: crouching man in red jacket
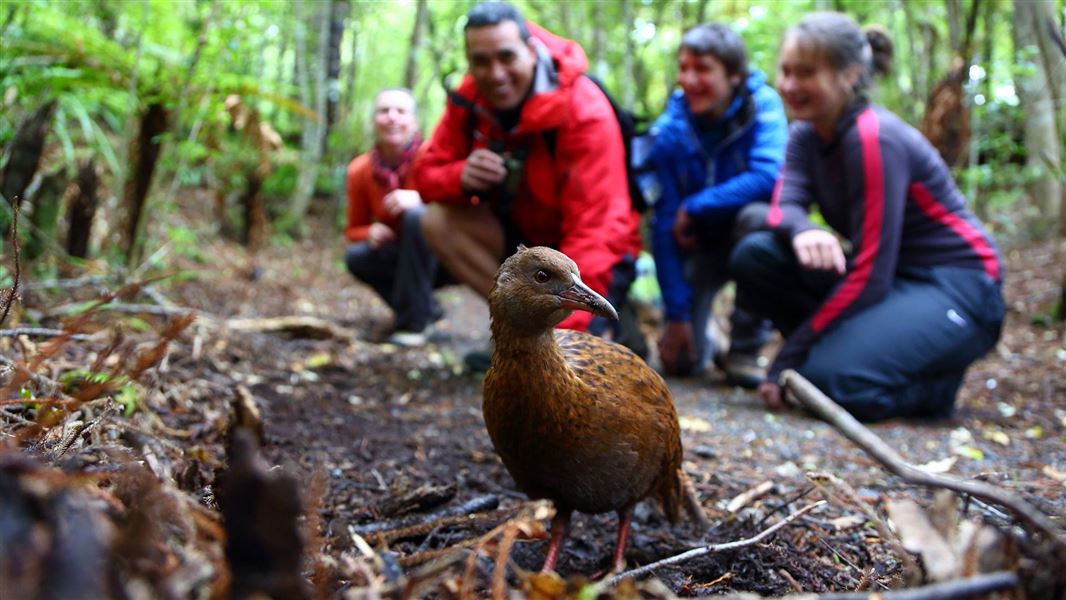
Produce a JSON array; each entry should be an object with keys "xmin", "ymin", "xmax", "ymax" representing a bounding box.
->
[{"xmin": 415, "ymin": 1, "xmax": 642, "ymax": 371}]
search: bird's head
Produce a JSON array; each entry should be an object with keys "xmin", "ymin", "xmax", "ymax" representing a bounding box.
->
[{"xmin": 489, "ymin": 246, "xmax": 618, "ymax": 333}]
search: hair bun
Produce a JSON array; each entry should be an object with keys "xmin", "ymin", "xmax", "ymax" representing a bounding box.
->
[{"xmin": 864, "ymin": 25, "xmax": 893, "ymax": 77}]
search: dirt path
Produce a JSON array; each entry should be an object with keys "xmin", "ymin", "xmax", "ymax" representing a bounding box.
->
[
  {"xmin": 157, "ymin": 223, "xmax": 1064, "ymax": 594},
  {"xmin": 7, "ymin": 214, "xmax": 1063, "ymax": 596}
]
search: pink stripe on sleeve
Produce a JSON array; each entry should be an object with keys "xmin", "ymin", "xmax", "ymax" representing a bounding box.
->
[{"xmin": 909, "ymin": 182, "xmax": 1001, "ymax": 280}]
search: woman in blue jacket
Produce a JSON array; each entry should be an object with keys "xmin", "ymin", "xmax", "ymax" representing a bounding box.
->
[
  {"xmin": 649, "ymin": 23, "xmax": 788, "ymax": 385},
  {"xmin": 731, "ymin": 13, "xmax": 1004, "ymax": 421}
]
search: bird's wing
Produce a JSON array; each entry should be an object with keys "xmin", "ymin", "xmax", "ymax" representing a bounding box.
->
[{"xmin": 555, "ymin": 329, "xmax": 673, "ymax": 409}]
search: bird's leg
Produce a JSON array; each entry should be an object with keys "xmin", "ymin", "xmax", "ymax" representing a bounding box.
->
[
  {"xmin": 610, "ymin": 506, "xmax": 635, "ymax": 574},
  {"xmin": 540, "ymin": 509, "xmax": 572, "ymax": 572}
]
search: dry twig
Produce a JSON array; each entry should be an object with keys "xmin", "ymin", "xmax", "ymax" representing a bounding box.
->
[
  {"xmin": 781, "ymin": 370, "xmax": 1066, "ymax": 554},
  {"xmin": 604, "ymin": 500, "xmax": 826, "ymax": 586}
]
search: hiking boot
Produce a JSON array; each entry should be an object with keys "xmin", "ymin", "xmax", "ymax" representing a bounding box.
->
[
  {"xmin": 715, "ymin": 351, "xmax": 767, "ymax": 389},
  {"xmin": 463, "ymin": 342, "xmax": 494, "ymax": 373},
  {"xmin": 387, "ymin": 330, "xmax": 428, "ymax": 348}
]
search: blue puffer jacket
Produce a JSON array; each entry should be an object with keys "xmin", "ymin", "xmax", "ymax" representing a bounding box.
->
[{"xmin": 649, "ymin": 70, "xmax": 787, "ymax": 322}]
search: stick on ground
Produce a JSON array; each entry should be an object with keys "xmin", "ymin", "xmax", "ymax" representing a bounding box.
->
[
  {"xmin": 780, "ymin": 369, "xmax": 1066, "ymax": 554},
  {"xmin": 604, "ymin": 500, "xmax": 826, "ymax": 586}
]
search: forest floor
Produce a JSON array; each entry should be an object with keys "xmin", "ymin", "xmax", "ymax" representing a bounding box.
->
[{"xmin": 3, "ymin": 199, "xmax": 1065, "ymax": 598}]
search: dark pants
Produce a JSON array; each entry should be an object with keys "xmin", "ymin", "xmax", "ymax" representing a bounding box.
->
[
  {"xmin": 688, "ymin": 202, "xmax": 773, "ymax": 369},
  {"xmin": 345, "ymin": 206, "xmax": 443, "ymax": 332},
  {"xmin": 730, "ymin": 231, "xmax": 1004, "ymax": 421}
]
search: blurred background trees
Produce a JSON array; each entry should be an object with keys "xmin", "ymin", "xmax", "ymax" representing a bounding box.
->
[{"xmin": 1, "ymin": 0, "xmax": 1064, "ymax": 273}]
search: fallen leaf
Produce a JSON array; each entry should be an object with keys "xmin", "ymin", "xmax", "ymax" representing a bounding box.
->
[
  {"xmin": 917, "ymin": 456, "xmax": 957, "ymax": 474},
  {"xmin": 679, "ymin": 416, "xmax": 711, "ymax": 432},
  {"xmin": 982, "ymin": 429, "xmax": 1010, "ymax": 447},
  {"xmin": 953, "ymin": 446, "xmax": 985, "ymax": 460},
  {"xmin": 829, "ymin": 515, "xmax": 867, "ymax": 531},
  {"xmin": 886, "ymin": 499, "xmax": 958, "ymax": 581},
  {"xmin": 1042, "ymin": 465, "xmax": 1066, "ymax": 482},
  {"xmin": 304, "ymin": 352, "xmax": 331, "ymax": 369}
]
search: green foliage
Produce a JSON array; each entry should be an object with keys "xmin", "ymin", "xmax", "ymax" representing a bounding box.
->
[{"xmin": 1, "ymin": 0, "xmax": 1059, "ymax": 264}]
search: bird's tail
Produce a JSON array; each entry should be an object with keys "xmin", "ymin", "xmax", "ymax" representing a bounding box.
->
[{"xmin": 678, "ymin": 468, "xmax": 710, "ymax": 531}]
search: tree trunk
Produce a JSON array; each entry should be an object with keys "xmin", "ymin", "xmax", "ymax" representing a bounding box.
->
[
  {"xmin": 66, "ymin": 160, "xmax": 98, "ymax": 259},
  {"xmin": 326, "ymin": 0, "xmax": 347, "ymax": 135},
  {"xmin": 0, "ymin": 100, "xmax": 56, "ymax": 235},
  {"xmin": 590, "ymin": 10, "xmax": 607, "ymax": 81},
  {"xmin": 120, "ymin": 102, "xmax": 168, "ymax": 265},
  {"xmin": 342, "ymin": 4, "xmax": 358, "ymax": 115},
  {"xmin": 271, "ymin": 16, "xmax": 289, "ymax": 124},
  {"xmin": 403, "ymin": 0, "xmax": 428, "ymax": 90},
  {"xmin": 696, "ymin": 0, "xmax": 711, "ymax": 22},
  {"xmin": 24, "ymin": 167, "xmax": 67, "ymax": 261},
  {"xmin": 288, "ymin": 0, "xmax": 330, "ymax": 235},
  {"xmin": 621, "ymin": 0, "xmax": 635, "ymax": 110},
  {"xmin": 1014, "ymin": 0, "xmax": 1065, "ymax": 236},
  {"xmin": 241, "ymin": 174, "xmax": 266, "ymax": 252}
]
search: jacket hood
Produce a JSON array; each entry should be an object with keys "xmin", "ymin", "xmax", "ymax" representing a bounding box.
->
[{"xmin": 526, "ymin": 21, "xmax": 587, "ymax": 87}]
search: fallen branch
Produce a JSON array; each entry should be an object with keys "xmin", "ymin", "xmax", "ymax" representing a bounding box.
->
[
  {"xmin": 352, "ymin": 494, "xmax": 502, "ymax": 538},
  {"xmin": 723, "ymin": 570, "xmax": 1019, "ymax": 600},
  {"xmin": 22, "ymin": 275, "xmax": 110, "ymax": 291},
  {"xmin": 1, "ymin": 327, "xmax": 95, "ymax": 341},
  {"xmin": 225, "ymin": 315, "xmax": 354, "ymax": 341},
  {"xmin": 780, "ymin": 370, "xmax": 1066, "ymax": 554},
  {"xmin": 604, "ymin": 500, "xmax": 826, "ymax": 586}
]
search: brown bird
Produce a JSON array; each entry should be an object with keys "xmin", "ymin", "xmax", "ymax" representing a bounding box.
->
[{"xmin": 482, "ymin": 246, "xmax": 707, "ymax": 573}]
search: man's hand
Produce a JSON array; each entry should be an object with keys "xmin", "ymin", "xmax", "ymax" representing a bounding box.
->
[
  {"xmin": 658, "ymin": 321, "xmax": 698, "ymax": 376},
  {"xmin": 792, "ymin": 229, "xmax": 846, "ymax": 274},
  {"xmin": 460, "ymin": 148, "xmax": 508, "ymax": 193},
  {"xmin": 758, "ymin": 381, "xmax": 797, "ymax": 412},
  {"xmin": 382, "ymin": 189, "xmax": 422, "ymax": 218},
  {"xmin": 672, "ymin": 205, "xmax": 699, "ymax": 251},
  {"xmin": 366, "ymin": 222, "xmax": 397, "ymax": 249}
]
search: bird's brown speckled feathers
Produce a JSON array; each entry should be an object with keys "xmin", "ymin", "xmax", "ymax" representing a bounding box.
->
[{"xmin": 483, "ymin": 246, "xmax": 684, "ymax": 520}]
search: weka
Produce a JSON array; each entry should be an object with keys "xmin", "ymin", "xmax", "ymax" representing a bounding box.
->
[{"xmin": 483, "ymin": 246, "xmax": 707, "ymax": 573}]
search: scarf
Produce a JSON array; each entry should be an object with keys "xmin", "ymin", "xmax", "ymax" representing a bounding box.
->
[{"xmin": 370, "ymin": 133, "xmax": 423, "ymax": 193}]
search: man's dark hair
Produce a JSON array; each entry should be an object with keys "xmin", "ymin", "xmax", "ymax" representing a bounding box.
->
[
  {"xmin": 680, "ymin": 23, "xmax": 749, "ymax": 78},
  {"xmin": 464, "ymin": 1, "xmax": 531, "ymax": 41}
]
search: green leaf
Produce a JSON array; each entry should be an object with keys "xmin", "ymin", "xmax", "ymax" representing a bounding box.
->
[{"xmin": 116, "ymin": 384, "xmax": 139, "ymax": 417}]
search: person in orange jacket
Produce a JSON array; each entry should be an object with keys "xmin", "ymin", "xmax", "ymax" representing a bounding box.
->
[
  {"xmin": 414, "ymin": 1, "xmax": 642, "ymax": 370},
  {"xmin": 345, "ymin": 88, "xmax": 442, "ymax": 347}
]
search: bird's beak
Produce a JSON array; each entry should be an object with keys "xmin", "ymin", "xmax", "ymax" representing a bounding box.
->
[{"xmin": 557, "ymin": 273, "xmax": 618, "ymax": 320}]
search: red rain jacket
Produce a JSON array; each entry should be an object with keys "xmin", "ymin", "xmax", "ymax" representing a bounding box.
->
[{"xmin": 414, "ymin": 23, "xmax": 641, "ymax": 331}]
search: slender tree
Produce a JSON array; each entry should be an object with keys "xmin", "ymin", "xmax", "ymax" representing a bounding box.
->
[
  {"xmin": 404, "ymin": 0, "xmax": 428, "ymax": 90},
  {"xmin": 1013, "ymin": 0, "xmax": 1065, "ymax": 235}
]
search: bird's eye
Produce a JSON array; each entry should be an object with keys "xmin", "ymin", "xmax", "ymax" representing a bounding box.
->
[{"xmin": 534, "ymin": 270, "xmax": 551, "ymax": 283}]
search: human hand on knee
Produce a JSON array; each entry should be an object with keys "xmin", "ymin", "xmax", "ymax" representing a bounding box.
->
[
  {"xmin": 367, "ymin": 222, "xmax": 397, "ymax": 249},
  {"xmin": 383, "ymin": 189, "xmax": 422, "ymax": 217},
  {"xmin": 792, "ymin": 229, "xmax": 846, "ymax": 274}
]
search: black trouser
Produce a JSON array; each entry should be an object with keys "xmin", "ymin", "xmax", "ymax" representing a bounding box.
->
[
  {"xmin": 345, "ymin": 206, "xmax": 443, "ymax": 332},
  {"xmin": 730, "ymin": 231, "xmax": 1004, "ymax": 421},
  {"xmin": 687, "ymin": 202, "xmax": 774, "ymax": 370}
]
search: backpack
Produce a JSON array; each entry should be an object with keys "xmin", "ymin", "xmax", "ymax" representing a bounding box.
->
[
  {"xmin": 544, "ymin": 75, "xmax": 654, "ymax": 213},
  {"xmin": 446, "ymin": 74, "xmax": 656, "ymax": 213}
]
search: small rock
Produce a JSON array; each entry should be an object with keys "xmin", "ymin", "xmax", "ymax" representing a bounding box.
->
[{"xmin": 692, "ymin": 445, "xmax": 717, "ymax": 459}]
